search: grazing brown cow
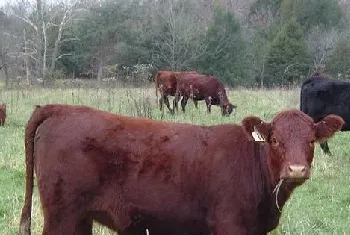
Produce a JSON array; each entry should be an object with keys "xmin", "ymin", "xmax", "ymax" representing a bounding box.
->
[
  {"xmin": 0, "ymin": 103, "xmax": 6, "ymax": 126},
  {"xmin": 19, "ymin": 104, "xmax": 343, "ymax": 235},
  {"xmin": 174, "ymin": 73, "xmax": 236, "ymax": 116},
  {"xmin": 155, "ymin": 70, "xmax": 197, "ymax": 113}
]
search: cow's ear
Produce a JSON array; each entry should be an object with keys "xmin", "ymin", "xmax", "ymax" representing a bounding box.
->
[
  {"xmin": 315, "ymin": 114, "xmax": 344, "ymax": 143},
  {"xmin": 242, "ymin": 116, "xmax": 271, "ymax": 141}
]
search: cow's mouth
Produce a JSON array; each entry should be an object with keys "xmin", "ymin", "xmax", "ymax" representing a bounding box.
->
[
  {"xmin": 273, "ymin": 173, "xmax": 309, "ymax": 210},
  {"xmin": 282, "ymin": 177, "xmax": 307, "ymax": 185}
]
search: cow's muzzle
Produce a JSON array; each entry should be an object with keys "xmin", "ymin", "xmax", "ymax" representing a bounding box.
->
[{"xmin": 281, "ymin": 164, "xmax": 309, "ymax": 180}]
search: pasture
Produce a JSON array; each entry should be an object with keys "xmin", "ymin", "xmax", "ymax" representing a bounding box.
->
[{"xmin": 0, "ymin": 86, "xmax": 349, "ymax": 235}]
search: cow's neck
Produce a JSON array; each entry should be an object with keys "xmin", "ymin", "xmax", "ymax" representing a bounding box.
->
[{"xmin": 256, "ymin": 143, "xmax": 300, "ymax": 233}]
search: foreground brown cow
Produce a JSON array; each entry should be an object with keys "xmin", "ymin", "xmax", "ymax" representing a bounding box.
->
[
  {"xmin": 174, "ymin": 73, "xmax": 236, "ymax": 116},
  {"xmin": 0, "ymin": 103, "xmax": 6, "ymax": 126},
  {"xmin": 19, "ymin": 104, "xmax": 343, "ymax": 235},
  {"xmin": 155, "ymin": 70, "xmax": 197, "ymax": 113}
]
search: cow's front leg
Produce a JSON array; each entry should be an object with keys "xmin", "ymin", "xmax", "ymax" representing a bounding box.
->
[
  {"xmin": 207, "ymin": 209, "xmax": 248, "ymax": 235},
  {"xmin": 205, "ymin": 96, "xmax": 212, "ymax": 113},
  {"xmin": 181, "ymin": 96, "xmax": 189, "ymax": 112},
  {"xmin": 163, "ymin": 96, "xmax": 173, "ymax": 113},
  {"xmin": 209, "ymin": 224, "xmax": 247, "ymax": 235},
  {"xmin": 173, "ymin": 92, "xmax": 181, "ymax": 113}
]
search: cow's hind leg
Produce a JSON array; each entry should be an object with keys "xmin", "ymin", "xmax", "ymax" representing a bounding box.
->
[
  {"xmin": 320, "ymin": 141, "xmax": 332, "ymax": 155},
  {"xmin": 159, "ymin": 96, "xmax": 164, "ymax": 111},
  {"xmin": 194, "ymin": 100, "xmax": 199, "ymax": 109}
]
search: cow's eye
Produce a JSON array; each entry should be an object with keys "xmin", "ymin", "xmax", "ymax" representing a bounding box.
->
[
  {"xmin": 271, "ymin": 137, "xmax": 279, "ymax": 147},
  {"xmin": 309, "ymin": 140, "xmax": 315, "ymax": 147}
]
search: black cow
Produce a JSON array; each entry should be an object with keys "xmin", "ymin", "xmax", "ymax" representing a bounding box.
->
[{"xmin": 300, "ymin": 72, "xmax": 350, "ymax": 155}]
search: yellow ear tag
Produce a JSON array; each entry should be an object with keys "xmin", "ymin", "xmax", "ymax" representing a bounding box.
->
[{"xmin": 252, "ymin": 127, "xmax": 265, "ymax": 142}]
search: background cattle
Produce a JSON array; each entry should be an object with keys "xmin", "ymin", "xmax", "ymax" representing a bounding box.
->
[
  {"xmin": 19, "ymin": 104, "xmax": 343, "ymax": 235},
  {"xmin": 155, "ymin": 70, "xmax": 197, "ymax": 113},
  {"xmin": 0, "ymin": 103, "xmax": 6, "ymax": 126},
  {"xmin": 174, "ymin": 73, "xmax": 236, "ymax": 116},
  {"xmin": 300, "ymin": 72, "xmax": 350, "ymax": 155}
]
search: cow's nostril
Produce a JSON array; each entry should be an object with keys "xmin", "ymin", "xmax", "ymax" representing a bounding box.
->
[
  {"xmin": 288, "ymin": 166, "xmax": 292, "ymax": 172},
  {"xmin": 288, "ymin": 165, "xmax": 307, "ymax": 178}
]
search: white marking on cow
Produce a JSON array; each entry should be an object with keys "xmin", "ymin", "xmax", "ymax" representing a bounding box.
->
[{"xmin": 252, "ymin": 127, "xmax": 265, "ymax": 142}]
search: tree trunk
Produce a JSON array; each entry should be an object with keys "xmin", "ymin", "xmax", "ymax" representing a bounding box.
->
[
  {"xmin": 0, "ymin": 53, "xmax": 10, "ymax": 87},
  {"xmin": 42, "ymin": 21, "xmax": 47, "ymax": 80},
  {"xmin": 23, "ymin": 29, "xmax": 31, "ymax": 85},
  {"xmin": 36, "ymin": 0, "xmax": 44, "ymax": 79},
  {"xmin": 260, "ymin": 62, "xmax": 265, "ymax": 88},
  {"xmin": 97, "ymin": 58, "xmax": 104, "ymax": 84},
  {"xmin": 51, "ymin": 7, "xmax": 70, "ymax": 73}
]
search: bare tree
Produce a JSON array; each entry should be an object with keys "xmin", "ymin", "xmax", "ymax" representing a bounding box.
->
[
  {"xmin": 244, "ymin": 7, "xmax": 275, "ymax": 87},
  {"xmin": 152, "ymin": 0, "xmax": 209, "ymax": 69},
  {"xmin": 306, "ymin": 26, "xmax": 342, "ymax": 72},
  {"xmin": 222, "ymin": 0, "xmax": 255, "ymax": 21},
  {"xmin": 246, "ymin": 30, "xmax": 271, "ymax": 87},
  {"xmin": 339, "ymin": 0, "xmax": 350, "ymax": 23},
  {"xmin": 0, "ymin": 10, "xmax": 10, "ymax": 85},
  {"xmin": 50, "ymin": 0, "xmax": 81, "ymax": 73},
  {"xmin": 9, "ymin": 0, "xmax": 83, "ymax": 84},
  {"xmin": 0, "ymin": 7, "xmax": 27, "ymax": 86}
]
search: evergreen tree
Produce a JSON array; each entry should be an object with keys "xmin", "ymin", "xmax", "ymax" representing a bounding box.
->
[
  {"xmin": 278, "ymin": 0, "xmax": 344, "ymax": 30},
  {"xmin": 265, "ymin": 19, "xmax": 310, "ymax": 86},
  {"xmin": 250, "ymin": 0, "xmax": 284, "ymax": 19},
  {"xmin": 196, "ymin": 7, "xmax": 251, "ymax": 86}
]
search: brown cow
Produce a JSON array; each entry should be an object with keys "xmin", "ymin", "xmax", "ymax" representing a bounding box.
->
[
  {"xmin": 174, "ymin": 73, "xmax": 236, "ymax": 116},
  {"xmin": 155, "ymin": 70, "xmax": 197, "ymax": 113},
  {"xmin": 0, "ymin": 103, "xmax": 6, "ymax": 126},
  {"xmin": 19, "ymin": 104, "xmax": 343, "ymax": 235}
]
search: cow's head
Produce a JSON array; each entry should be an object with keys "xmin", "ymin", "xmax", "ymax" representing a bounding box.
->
[
  {"xmin": 221, "ymin": 103, "xmax": 237, "ymax": 116},
  {"xmin": 242, "ymin": 110, "xmax": 344, "ymax": 184},
  {"xmin": 0, "ymin": 103, "xmax": 6, "ymax": 112}
]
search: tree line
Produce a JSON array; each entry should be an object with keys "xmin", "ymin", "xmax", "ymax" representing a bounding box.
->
[{"xmin": 0, "ymin": 0, "xmax": 349, "ymax": 88}]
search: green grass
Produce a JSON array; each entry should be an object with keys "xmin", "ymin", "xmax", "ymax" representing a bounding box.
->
[{"xmin": 0, "ymin": 87, "xmax": 349, "ymax": 235}]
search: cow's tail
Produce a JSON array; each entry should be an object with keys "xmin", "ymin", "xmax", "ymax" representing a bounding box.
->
[
  {"xmin": 299, "ymin": 88, "xmax": 304, "ymax": 111},
  {"xmin": 19, "ymin": 105, "xmax": 53, "ymax": 235}
]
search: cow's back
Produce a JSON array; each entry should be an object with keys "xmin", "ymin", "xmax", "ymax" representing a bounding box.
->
[
  {"xmin": 178, "ymin": 74, "xmax": 223, "ymax": 99},
  {"xmin": 300, "ymin": 76, "xmax": 350, "ymax": 130},
  {"xmin": 156, "ymin": 71, "xmax": 196, "ymax": 96}
]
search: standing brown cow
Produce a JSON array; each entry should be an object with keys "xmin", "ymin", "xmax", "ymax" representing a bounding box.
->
[
  {"xmin": 155, "ymin": 71, "xmax": 197, "ymax": 113},
  {"xmin": 174, "ymin": 73, "xmax": 236, "ymax": 116},
  {"xmin": 0, "ymin": 103, "xmax": 7, "ymax": 126},
  {"xmin": 19, "ymin": 104, "xmax": 343, "ymax": 235}
]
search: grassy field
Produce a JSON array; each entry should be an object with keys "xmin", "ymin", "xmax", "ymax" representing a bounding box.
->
[{"xmin": 0, "ymin": 86, "xmax": 349, "ymax": 235}]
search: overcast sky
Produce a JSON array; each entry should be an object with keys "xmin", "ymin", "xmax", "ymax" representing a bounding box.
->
[
  {"xmin": 0, "ymin": 0, "xmax": 15, "ymax": 7},
  {"xmin": 0, "ymin": 0, "xmax": 7, "ymax": 7},
  {"xmin": 0, "ymin": 0, "xmax": 77, "ymax": 8}
]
